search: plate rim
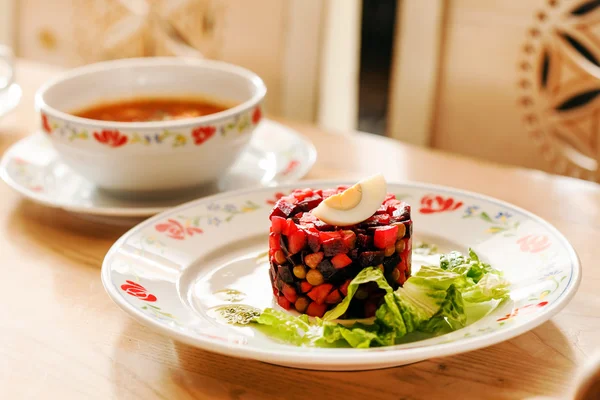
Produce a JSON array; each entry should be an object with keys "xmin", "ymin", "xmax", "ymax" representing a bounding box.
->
[
  {"xmin": 0, "ymin": 119, "xmax": 317, "ymax": 217},
  {"xmin": 100, "ymin": 179, "xmax": 582, "ymax": 368}
]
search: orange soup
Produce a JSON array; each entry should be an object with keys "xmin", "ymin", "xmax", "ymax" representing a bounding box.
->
[{"xmin": 72, "ymin": 96, "xmax": 231, "ymax": 122}]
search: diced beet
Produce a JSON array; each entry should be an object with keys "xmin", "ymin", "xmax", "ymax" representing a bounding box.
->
[
  {"xmin": 272, "ymin": 198, "xmax": 298, "ymax": 218},
  {"xmin": 306, "ymin": 302, "xmax": 327, "ymax": 317},
  {"xmin": 392, "ymin": 203, "xmax": 411, "ymax": 221},
  {"xmin": 282, "ymin": 219, "xmax": 299, "ymax": 236},
  {"xmin": 404, "ymin": 220, "xmax": 413, "ymax": 238},
  {"xmin": 288, "ymin": 230, "xmax": 307, "ymax": 254},
  {"xmin": 398, "ymin": 246, "xmax": 411, "ymax": 274},
  {"xmin": 277, "ymin": 265, "xmax": 294, "ymax": 284},
  {"xmin": 305, "ymin": 252, "xmax": 324, "ymax": 269},
  {"xmin": 383, "ymin": 253, "xmax": 401, "ymax": 274},
  {"xmin": 299, "ymin": 213, "xmax": 318, "ymax": 224},
  {"xmin": 291, "ymin": 213, "xmax": 303, "ymax": 224},
  {"xmin": 364, "ymin": 301, "xmax": 378, "ymax": 318},
  {"xmin": 341, "ymin": 230, "xmax": 357, "ymax": 249},
  {"xmin": 349, "ymin": 248, "xmax": 359, "ymax": 260},
  {"xmin": 269, "ymin": 206, "xmax": 286, "ymax": 219},
  {"xmin": 357, "ymin": 234, "xmax": 372, "ymax": 249},
  {"xmin": 398, "ymin": 270, "xmax": 408, "ymax": 285},
  {"xmin": 307, "ymin": 283, "xmax": 333, "ymax": 305},
  {"xmin": 373, "ymin": 225, "xmax": 399, "ymax": 249},
  {"xmin": 375, "ymin": 205, "xmax": 388, "ymax": 215},
  {"xmin": 314, "ymin": 220, "xmax": 335, "ymax": 231},
  {"xmin": 306, "ymin": 230, "xmax": 321, "ymax": 252},
  {"xmin": 322, "ymin": 189, "xmax": 337, "ymax": 198},
  {"xmin": 286, "ymin": 252, "xmax": 302, "ymax": 267},
  {"xmin": 322, "ymin": 238, "xmax": 347, "ymax": 257},
  {"xmin": 340, "ymin": 279, "xmax": 351, "ymax": 296},
  {"xmin": 358, "ymin": 251, "xmax": 385, "ymax": 268},
  {"xmin": 292, "ymin": 190, "xmax": 308, "ymax": 202},
  {"xmin": 373, "ymin": 214, "xmax": 391, "ymax": 225},
  {"xmin": 359, "ymin": 216, "xmax": 379, "ymax": 228},
  {"xmin": 317, "ymin": 259, "xmax": 337, "ymax": 280},
  {"xmin": 296, "ymin": 195, "xmax": 323, "ymax": 212},
  {"xmin": 384, "ymin": 199, "xmax": 403, "ymax": 214},
  {"xmin": 277, "ymin": 295, "xmax": 291, "ymax": 310},
  {"xmin": 300, "ymin": 281, "xmax": 313, "ymax": 293},
  {"xmin": 331, "ymin": 253, "xmax": 352, "ymax": 269},
  {"xmin": 282, "ymin": 283, "xmax": 298, "ymax": 303},
  {"xmin": 269, "ymin": 233, "xmax": 281, "ymax": 251},
  {"xmin": 271, "ymin": 216, "xmax": 287, "ymax": 234},
  {"xmin": 325, "ymin": 289, "xmax": 342, "ymax": 304}
]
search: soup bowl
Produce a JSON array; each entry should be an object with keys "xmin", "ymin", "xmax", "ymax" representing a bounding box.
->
[{"xmin": 35, "ymin": 57, "xmax": 266, "ymax": 193}]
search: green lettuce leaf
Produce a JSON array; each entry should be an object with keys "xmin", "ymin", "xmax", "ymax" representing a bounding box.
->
[
  {"xmin": 253, "ymin": 308, "xmax": 321, "ymax": 345},
  {"xmin": 418, "ymin": 284, "xmax": 466, "ymax": 332},
  {"xmin": 323, "ymin": 267, "xmax": 393, "ymax": 321},
  {"xmin": 440, "ymin": 249, "xmax": 501, "ymax": 283},
  {"xmin": 461, "ymin": 273, "xmax": 510, "ymax": 303},
  {"xmin": 318, "ymin": 322, "xmax": 393, "ymax": 348}
]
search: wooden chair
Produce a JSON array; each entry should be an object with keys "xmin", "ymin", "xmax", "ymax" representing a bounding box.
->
[{"xmin": 388, "ymin": 0, "xmax": 600, "ymax": 182}]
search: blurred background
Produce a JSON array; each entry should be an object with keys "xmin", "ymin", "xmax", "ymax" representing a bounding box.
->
[{"xmin": 2, "ymin": 0, "xmax": 600, "ymax": 183}]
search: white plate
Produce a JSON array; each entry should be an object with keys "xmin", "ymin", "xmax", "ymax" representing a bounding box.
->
[
  {"xmin": 0, "ymin": 119, "xmax": 316, "ymax": 217},
  {"xmin": 101, "ymin": 181, "xmax": 581, "ymax": 371}
]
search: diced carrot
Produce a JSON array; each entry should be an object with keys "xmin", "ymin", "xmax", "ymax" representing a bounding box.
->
[
  {"xmin": 300, "ymin": 281, "xmax": 313, "ymax": 293},
  {"xmin": 271, "ymin": 216, "xmax": 287, "ymax": 234},
  {"xmin": 288, "ymin": 230, "xmax": 307, "ymax": 254},
  {"xmin": 269, "ymin": 233, "xmax": 281, "ymax": 251},
  {"xmin": 307, "ymin": 283, "xmax": 333, "ymax": 305},
  {"xmin": 325, "ymin": 289, "xmax": 342, "ymax": 304},
  {"xmin": 306, "ymin": 302, "xmax": 327, "ymax": 317},
  {"xmin": 373, "ymin": 225, "xmax": 398, "ymax": 249},
  {"xmin": 277, "ymin": 295, "xmax": 291, "ymax": 310},
  {"xmin": 283, "ymin": 219, "xmax": 299, "ymax": 236},
  {"xmin": 282, "ymin": 283, "xmax": 298, "ymax": 303},
  {"xmin": 304, "ymin": 252, "xmax": 324, "ymax": 269},
  {"xmin": 331, "ymin": 253, "xmax": 352, "ymax": 269},
  {"xmin": 319, "ymin": 231, "xmax": 341, "ymax": 242}
]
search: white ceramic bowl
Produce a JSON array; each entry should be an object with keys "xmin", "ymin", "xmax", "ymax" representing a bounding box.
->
[{"xmin": 35, "ymin": 57, "xmax": 266, "ymax": 193}]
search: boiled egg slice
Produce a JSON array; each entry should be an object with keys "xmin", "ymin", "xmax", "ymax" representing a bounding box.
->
[{"xmin": 312, "ymin": 174, "xmax": 387, "ymax": 226}]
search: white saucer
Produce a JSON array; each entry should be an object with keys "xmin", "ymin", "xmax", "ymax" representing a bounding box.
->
[{"xmin": 0, "ymin": 119, "xmax": 316, "ymax": 217}]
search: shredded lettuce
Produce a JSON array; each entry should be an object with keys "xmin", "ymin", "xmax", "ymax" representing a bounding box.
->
[{"xmin": 251, "ymin": 249, "xmax": 509, "ymax": 348}]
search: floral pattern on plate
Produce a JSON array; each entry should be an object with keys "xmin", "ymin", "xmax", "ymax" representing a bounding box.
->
[{"xmin": 101, "ymin": 182, "xmax": 580, "ymax": 370}]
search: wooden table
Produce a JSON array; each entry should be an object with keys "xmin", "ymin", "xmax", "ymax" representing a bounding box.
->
[{"xmin": 0, "ymin": 60, "xmax": 597, "ymax": 400}]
